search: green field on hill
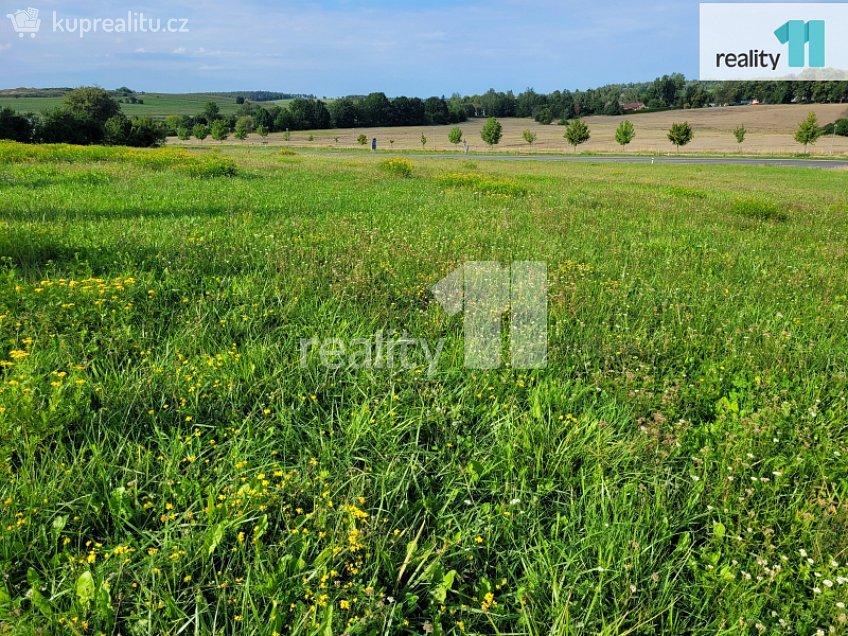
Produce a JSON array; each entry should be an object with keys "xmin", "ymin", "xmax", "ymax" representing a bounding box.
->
[
  {"xmin": 0, "ymin": 93, "xmax": 293, "ymax": 117},
  {"xmin": 1, "ymin": 144, "xmax": 847, "ymax": 634}
]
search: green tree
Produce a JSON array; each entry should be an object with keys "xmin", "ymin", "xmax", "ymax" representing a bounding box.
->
[
  {"xmin": 357, "ymin": 134, "xmax": 367, "ymax": 146},
  {"xmin": 733, "ymin": 125, "xmax": 746, "ymax": 145},
  {"xmin": 256, "ymin": 125, "xmax": 269, "ymax": 140},
  {"xmin": 480, "ymin": 117, "xmax": 503, "ymax": 148},
  {"xmin": 0, "ymin": 107, "xmax": 33, "ymax": 142},
  {"xmin": 57, "ymin": 87, "xmax": 122, "ymax": 143},
  {"xmin": 204, "ymin": 101, "xmax": 221, "ymax": 122},
  {"xmin": 564, "ymin": 119, "xmax": 590, "ymax": 152},
  {"xmin": 794, "ymin": 112, "xmax": 822, "ymax": 152},
  {"xmin": 63, "ymin": 88, "xmax": 121, "ymax": 125},
  {"xmin": 211, "ymin": 120, "xmax": 229, "ymax": 142},
  {"xmin": 615, "ymin": 120, "xmax": 635, "ymax": 150},
  {"xmin": 192, "ymin": 124, "xmax": 209, "ymax": 141},
  {"xmin": 234, "ymin": 116, "xmax": 253, "ymax": 140},
  {"xmin": 127, "ymin": 117, "xmax": 167, "ymax": 147},
  {"xmin": 104, "ymin": 115, "xmax": 131, "ymax": 145},
  {"xmin": 177, "ymin": 127, "xmax": 191, "ymax": 141},
  {"xmin": 667, "ymin": 121, "xmax": 694, "ymax": 151},
  {"xmin": 522, "ymin": 129, "xmax": 537, "ymax": 146},
  {"xmin": 448, "ymin": 127, "xmax": 463, "ymax": 146},
  {"xmin": 420, "ymin": 133, "xmax": 427, "ymax": 148}
]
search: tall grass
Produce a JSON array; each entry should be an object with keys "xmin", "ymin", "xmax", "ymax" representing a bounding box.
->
[{"xmin": 1, "ymin": 149, "xmax": 847, "ymax": 634}]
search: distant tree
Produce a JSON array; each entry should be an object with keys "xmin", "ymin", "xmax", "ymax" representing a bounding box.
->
[
  {"xmin": 204, "ymin": 101, "xmax": 221, "ymax": 122},
  {"xmin": 424, "ymin": 97, "xmax": 450, "ymax": 125},
  {"xmin": 615, "ymin": 120, "xmax": 635, "ymax": 149},
  {"xmin": 534, "ymin": 107, "xmax": 554, "ymax": 125},
  {"xmin": 192, "ymin": 124, "xmax": 209, "ymax": 141},
  {"xmin": 480, "ymin": 117, "xmax": 503, "ymax": 148},
  {"xmin": 36, "ymin": 109, "xmax": 91, "ymax": 144},
  {"xmin": 54, "ymin": 87, "xmax": 122, "ymax": 143},
  {"xmin": 234, "ymin": 116, "xmax": 253, "ymax": 140},
  {"xmin": 0, "ymin": 107, "xmax": 33, "ymax": 142},
  {"xmin": 211, "ymin": 120, "xmax": 229, "ymax": 142},
  {"xmin": 794, "ymin": 112, "xmax": 822, "ymax": 152},
  {"xmin": 256, "ymin": 125, "xmax": 269, "ymax": 140},
  {"xmin": 420, "ymin": 133, "xmax": 427, "ymax": 148},
  {"xmin": 63, "ymin": 88, "xmax": 121, "ymax": 126},
  {"xmin": 177, "ymin": 127, "xmax": 191, "ymax": 141},
  {"xmin": 127, "ymin": 117, "xmax": 167, "ymax": 147},
  {"xmin": 101, "ymin": 114, "xmax": 165, "ymax": 147},
  {"xmin": 448, "ymin": 126, "xmax": 463, "ymax": 146},
  {"xmin": 564, "ymin": 119, "xmax": 590, "ymax": 152},
  {"xmin": 667, "ymin": 121, "xmax": 694, "ymax": 151},
  {"xmin": 329, "ymin": 98, "xmax": 358, "ymax": 128},
  {"xmin": 104, "ymin": 115, "xmax": 132, "ymax": 145},
  {"xmin": 357, "ymin": 134, "xmax": 367, "ymax": 145},
  {"xmin": 236, "ymin": 96, "xmax": 245, "ymax": 105},
  {"xmin": 733, "ymin": 125, "xmax": 746, "ymax": 145},
  {"xmin": 522, "ymin": 129, "xmax": 537, "ymax": 146},
  {"xmin": 163, "ymin": 115, "xmax": 183, "ymax": 136}
]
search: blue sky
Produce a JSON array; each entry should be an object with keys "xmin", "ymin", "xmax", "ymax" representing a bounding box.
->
[{"xmin": 0, "ymin": 0, "xmax": 769, "ymax": 95}]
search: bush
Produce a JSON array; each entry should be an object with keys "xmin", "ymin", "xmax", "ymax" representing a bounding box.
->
[{"xmin": 380, "ymin": 158, "xmax": 413, "ymax": 178}]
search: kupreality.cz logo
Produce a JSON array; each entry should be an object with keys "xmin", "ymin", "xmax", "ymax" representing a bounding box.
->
[
  {"xmin": 700, "ymin": 3, "xmax": 848, "ymax": 81},
  {"xmin": 5, "ymin": 6, "xmax": 190, "ymax": 40}
]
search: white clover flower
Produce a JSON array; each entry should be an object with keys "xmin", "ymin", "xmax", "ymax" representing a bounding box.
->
[{"xmin": 824, "ymin": 580, "xmax": 834, "ymax": 588}]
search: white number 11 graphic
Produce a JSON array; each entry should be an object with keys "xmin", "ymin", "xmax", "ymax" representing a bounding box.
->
[{"xmin": 432, "ymin": 261, "xmax": 547, "ymax": 370}]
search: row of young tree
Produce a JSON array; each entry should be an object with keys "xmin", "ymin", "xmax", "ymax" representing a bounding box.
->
[
  {"xmin": 469, "ymin": 112, "xmax": 836, "ymax": 153},
  {"xmin": 0, "ymin": 88, "xmax": 166, "ymax": 147}
]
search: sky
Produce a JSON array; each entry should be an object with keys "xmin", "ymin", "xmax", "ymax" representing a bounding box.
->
[{"xmin": 0, "ymin": 0, "xmax": 824, "ymax": 96}]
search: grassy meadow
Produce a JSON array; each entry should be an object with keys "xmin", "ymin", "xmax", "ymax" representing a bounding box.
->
[
  {"xmin": 0, "ymin": 93, "xmax": 292, "ymax": 117},
  {"xmin": 1, "ymin": 143, "xmax": 848, "ymax": 634}
]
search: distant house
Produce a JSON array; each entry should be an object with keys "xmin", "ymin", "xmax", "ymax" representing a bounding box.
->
[{"xmin": 620, "ymin": 101, "xmax": 645, "ymax": 112}]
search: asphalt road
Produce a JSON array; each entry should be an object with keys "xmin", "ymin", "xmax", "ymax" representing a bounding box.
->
[{"xmin": 372, "ymin": 153, "xmax": 848, "ymax": 169}]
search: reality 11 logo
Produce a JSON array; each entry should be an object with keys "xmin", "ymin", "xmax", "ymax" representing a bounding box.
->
[
  {"xmin": 774, "ymin": 20, "xmax": 825, "ymax": 68},
  {"xmin": 432, "ymin": 261, "xmax": 547, "ymax": 370}
]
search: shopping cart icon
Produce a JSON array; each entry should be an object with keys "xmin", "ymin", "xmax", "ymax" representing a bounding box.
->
[{"xmin": 6, "ymin": 7, "xmax": 41, "ymax": 38}]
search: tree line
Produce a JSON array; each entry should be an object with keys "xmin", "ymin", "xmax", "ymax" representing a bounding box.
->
[
  {"xmin": 3, "ymin": 75, "xmax": 848, "ymax": 147},
  {"xmin": 0, "ymin": 88, "xmax": 166, "ymax": 147},
  {"xmin": 465, "ymin": 74, "xmax": 848, "ymax": 123}
]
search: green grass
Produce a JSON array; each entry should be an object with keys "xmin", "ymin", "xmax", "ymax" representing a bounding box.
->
[
  {"xmin": 0, "ymin": 93, "xmax": 292, "ymax": 117},
  {"xmin": 1, "ymin": 142, "xmax": 848, "ymax": 634}
]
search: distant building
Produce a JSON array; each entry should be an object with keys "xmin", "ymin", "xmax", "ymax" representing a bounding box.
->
[{"xmin": 620, "ymin": 101, "xmax": 645, "ymax": 112}]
